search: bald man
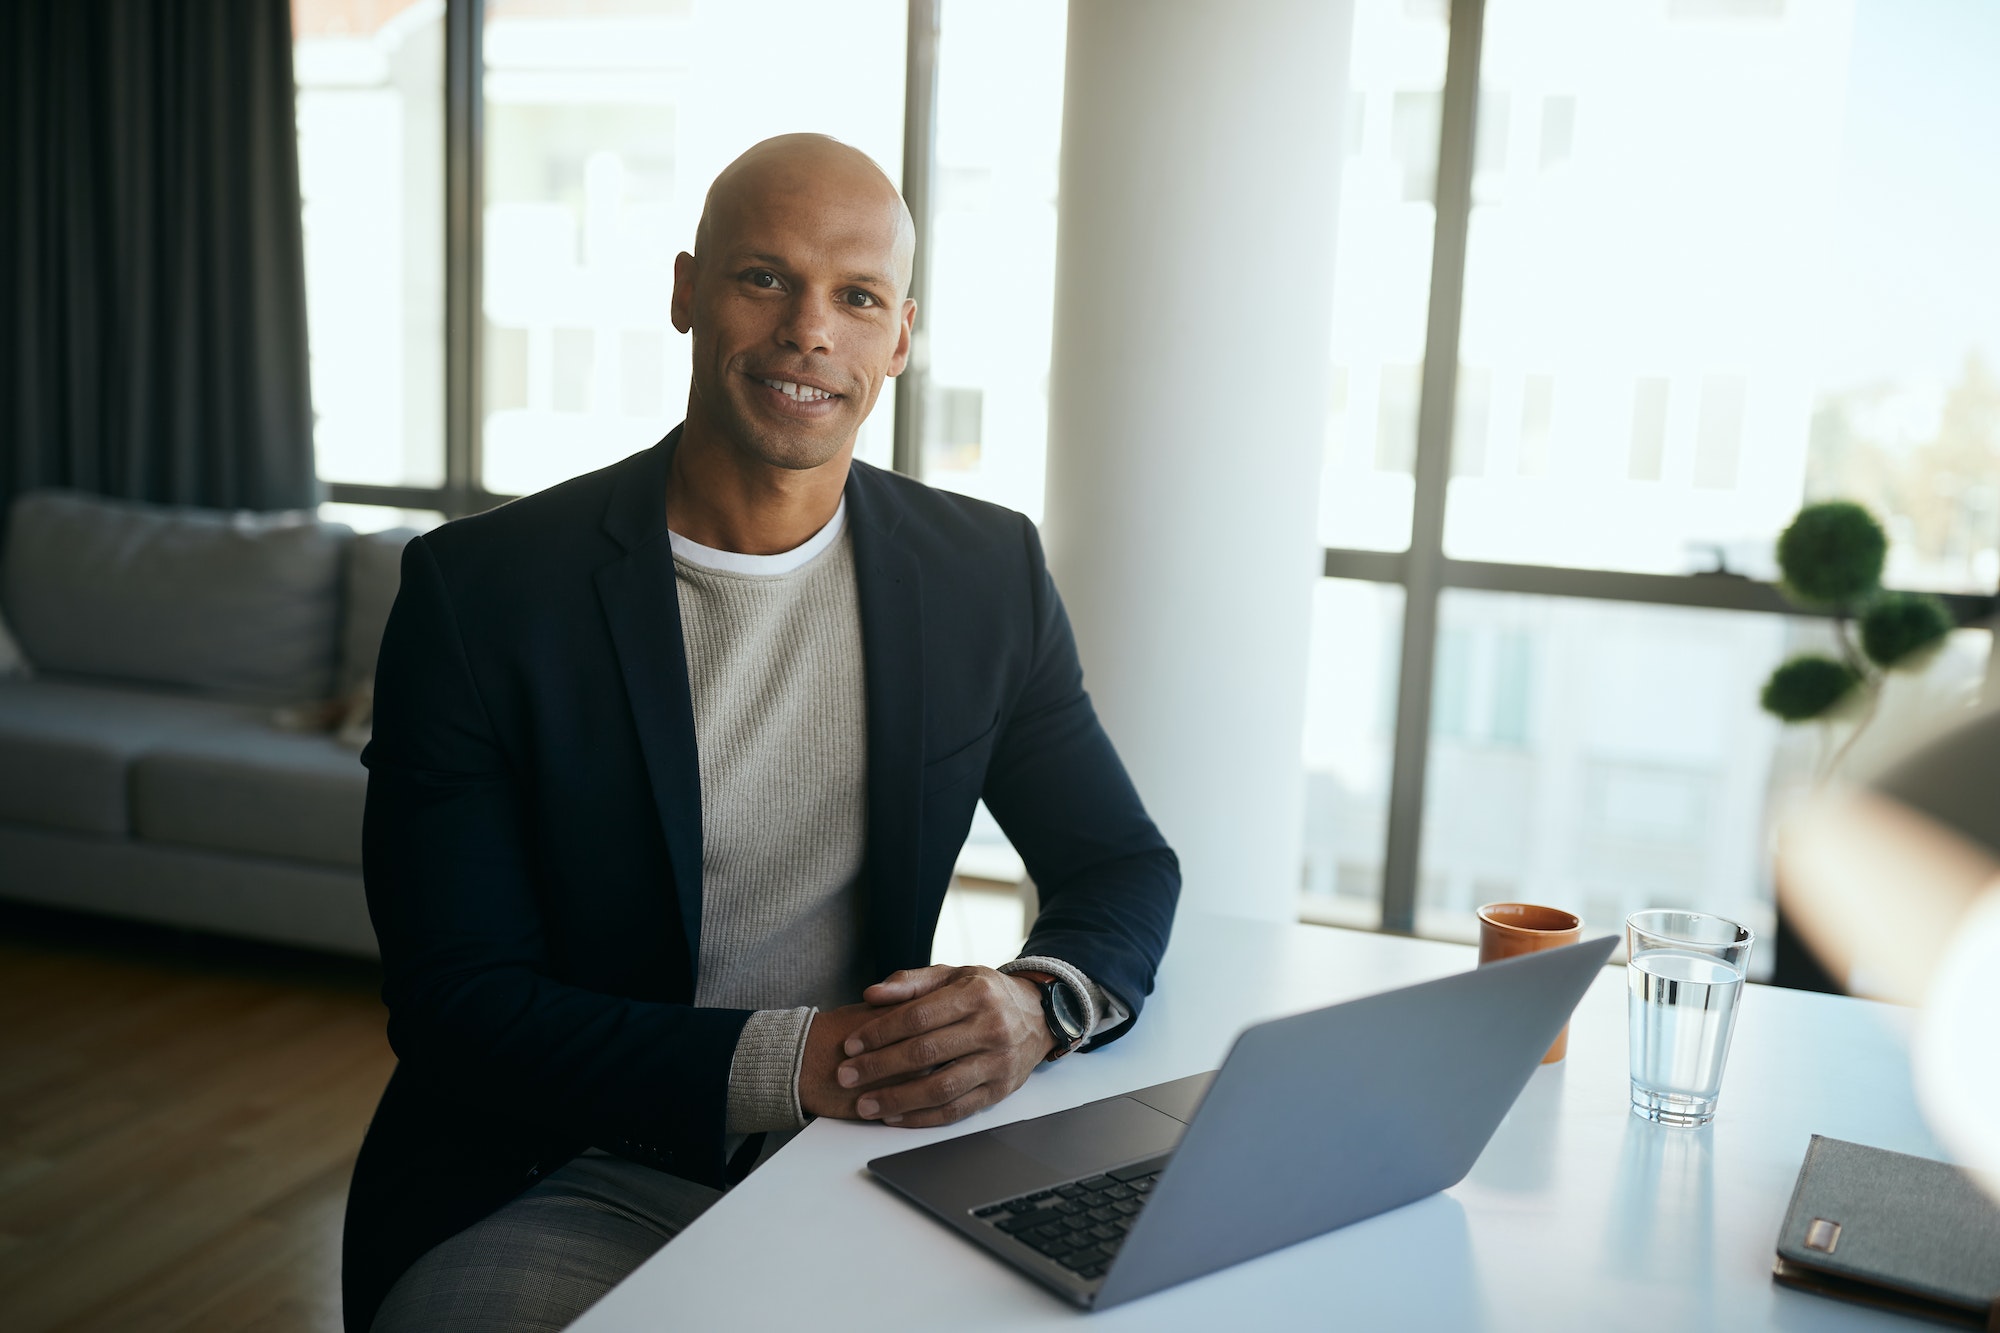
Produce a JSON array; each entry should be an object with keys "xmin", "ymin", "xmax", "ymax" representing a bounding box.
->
[{"xmin": 342, "ymin": 134, "xmax": 1180, "ymax": 1331}]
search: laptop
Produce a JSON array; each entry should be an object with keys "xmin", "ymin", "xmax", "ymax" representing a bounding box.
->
[{"xmin": 868, "ymin": 934, "xmax": 1617, "ymax": 1310}]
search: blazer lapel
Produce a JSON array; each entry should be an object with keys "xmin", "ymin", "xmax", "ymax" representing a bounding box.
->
[
  {"xmin": 846, "ymin": 464, "xmax": 927, "ymax": 973},
  {"xmin": 594, "ymin": 430, "xmax": 706, "ymax": 976}
]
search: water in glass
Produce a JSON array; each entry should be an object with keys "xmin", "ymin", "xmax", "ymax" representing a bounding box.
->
[{"xmin": 1627, "ymin": 948, "xmax": 1743, "ymax": 1126}]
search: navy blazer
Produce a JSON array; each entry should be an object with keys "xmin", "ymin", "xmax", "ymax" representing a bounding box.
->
[{"xmin": 340, "ymin": 430, "xmax": 1180, "ymax": 1330}]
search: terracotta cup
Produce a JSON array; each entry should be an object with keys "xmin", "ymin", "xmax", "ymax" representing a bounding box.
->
[{"xmin": 1476, "ymin": 902, "xmax": 1583, "ymax": 1063}]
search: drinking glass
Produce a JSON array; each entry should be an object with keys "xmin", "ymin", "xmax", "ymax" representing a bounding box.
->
[{"xmin": 1625, "ymin": 909, "xmax": 1755, "ymax": 1126}]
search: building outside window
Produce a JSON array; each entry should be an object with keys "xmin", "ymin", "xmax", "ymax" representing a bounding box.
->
[
  {"xmin": 479, "ymin": 0, "xmax": 907, "ymax": 497},
  {"xmin": 1305, "ymin": 0, "xmax": 2000, "ymax": 963},
  {"xmin": 917, "ymin": 0, "xmax": 1067, "ymax": 523},
  {"xmin": 294, "ymin": 0, "xmax": 447, "ymax": 493}
]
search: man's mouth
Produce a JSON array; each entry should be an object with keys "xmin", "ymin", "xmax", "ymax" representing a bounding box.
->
[{"xmin": 756, "ymin": 376, "xmax": 841, "ymax": 404}]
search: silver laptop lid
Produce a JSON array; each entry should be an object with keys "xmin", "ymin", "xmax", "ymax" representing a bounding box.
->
[{"xmin": 1096, "ymin": 934, "xmax": 1617, "ymax": 1309}]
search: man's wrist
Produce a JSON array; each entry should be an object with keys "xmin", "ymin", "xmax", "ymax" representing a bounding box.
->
[
  {"xmin": 727, "ymin": 1006, "xmax": 814, "ymax": 1134},
  {"xmin": 1000, "ymin": 956, "xmax": 1100, "ymax": 1037},
  {"xmin": 999, "ymin": 958, "xmax": 1093, "ymax": 1059}
]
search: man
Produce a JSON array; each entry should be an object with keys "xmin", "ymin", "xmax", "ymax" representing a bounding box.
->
[{"xmin": 343, "ymin": 134, "xmax": 1179, "ymax": 1332}]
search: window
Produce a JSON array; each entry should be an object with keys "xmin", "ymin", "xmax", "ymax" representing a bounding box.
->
[
  {"xmin": 478, "ymin": 0, "xmax": 907, "ymax": 498},
  {"xmin": 924, "ymin": 387, "xmax": 984, "ymax": 473},
  {"xmin": 1300, "ymin": 579, "xmax": 1406, "ymax": 932},
  {"xmin": 1628, "ymin": 378, "xmax": 1670, "ymax": 483},
  {"xmin": 1692, "ymin": 375, "xmax": 1746, "ymax": 492},
  {"xmin": 1314, "ymin": 0, "xmax": 1998, "ymax": 943},
  {"xmin": 1424, "ymin": 593, "xmax": 1813, "ymax": 955},
  {"xmin": 295, "ymin": 0, "xmax": 1998, "ymax": 952},
  {"xmin": 294, "ymin": 0, "xmax": 446, "ymax": 490},
  {"xmin": 1518, "ymin": 373, "xmax": 1554, "ymax": 476},
  {"xmin": 318, "ymin": 503, "xmax": 445, "ymax": 534},
  {"xmin": 1537, "ymin": 95, "xmax": 1574, "ymax": 172},
  {"xmin": 1448, "ymin": 0, "xmax": 2000, "ymax": 587},
  {"xmin": 1453, "ymin": 367, "xmax": 1491, "ymax": 476},
  {"xmin": 1414, "ymin": 590, "xmax": 1989, "ymax": 970},
  {"xmin": 303, "ymin": 0, "xmax": 911, "ymax": 520},
  {"xmin": 1317, "ymin": 1, "xmax": 1451, "ymax": 553},
  {"xmin": 915, "ymin": 0, "xmax": 1068, "ymax": 521},
  {"xmin": 296, "ymin": 0, "xmax": 1054, "ymax": 893}
]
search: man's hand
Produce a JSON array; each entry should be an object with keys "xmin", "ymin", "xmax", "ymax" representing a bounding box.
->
[
  {"xmin": 798, "ymin": 1001, "xmax": 903, "ymax": 1120},
  {"xmin": 834, "ymin": 965, "xmax": 1051, "ymax": 1128}
]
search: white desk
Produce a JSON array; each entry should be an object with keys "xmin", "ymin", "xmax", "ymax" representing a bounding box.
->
[{"xmin": 572, "ymin": 914, "xmax": 1949, "ymax": 1331}]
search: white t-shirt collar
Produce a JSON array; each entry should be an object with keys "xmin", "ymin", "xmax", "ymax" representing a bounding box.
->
[{"xmin": 668, "ymin": 497, "xmax": 847, "ymax": 577}]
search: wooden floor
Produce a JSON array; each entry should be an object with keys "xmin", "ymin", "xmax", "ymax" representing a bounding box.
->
[
  {"xmin": 0, "ymin": 883, "xmax": 1023, "ymax": 1331},
  {"xmin": 0, "ymin": 904, "xmax": 394, "ymax": 1333}
]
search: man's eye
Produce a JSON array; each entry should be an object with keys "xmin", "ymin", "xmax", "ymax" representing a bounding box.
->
[
  {"xmin": 745, "ymin": 271, "xmax": 781, "ymax": 289},
  {"xmin": 844, "ymin": 290, "xmax": 878, "ymax": 308}
]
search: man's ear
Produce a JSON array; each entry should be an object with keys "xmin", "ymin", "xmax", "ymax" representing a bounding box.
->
[
  {"xmin": 670, "ymin": 252, "xmax": 697, "ymax": 334},
  {"xmin": 887, "ymin": 297, "xmax": 917, "ymax": 377}
]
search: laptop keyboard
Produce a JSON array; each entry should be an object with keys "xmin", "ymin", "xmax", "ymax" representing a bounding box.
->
[{"xmin": 970, "ymin": 1155, "xmax": 1170, "ymax": 1281}]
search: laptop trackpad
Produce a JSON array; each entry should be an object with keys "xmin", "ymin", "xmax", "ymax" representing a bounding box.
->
[{"xmin": 992, "ymin": 1096, "xmax": 1187, "ymax": 1179}]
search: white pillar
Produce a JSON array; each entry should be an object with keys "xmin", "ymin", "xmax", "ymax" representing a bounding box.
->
[{"xmin": 1044, "ymin": 0, "xmax": 1354, "ymax": 922}]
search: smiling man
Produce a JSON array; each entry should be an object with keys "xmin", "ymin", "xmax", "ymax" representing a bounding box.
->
[{"xmin": 343, "ymin": 134, "xmax": 1180, "ymax": 1332}]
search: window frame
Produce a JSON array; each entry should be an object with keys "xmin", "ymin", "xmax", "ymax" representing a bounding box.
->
[
  {"xmin": 1341, "ymin": 0, "xmax": 1997, "ymax": 935},
  {"xmin": 319, "ymin": 0, "xmax": 944, "ymax": 521},
  {"xmin": 314, "ymin": 0, "xmax": 1998, "ymax": 940}
]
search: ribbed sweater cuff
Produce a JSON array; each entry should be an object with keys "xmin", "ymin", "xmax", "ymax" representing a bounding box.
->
[
  {"xmin": 1002, "ymin": 955, "xmax": 1129, "ymax": 1042},
  {"xmin": 725, "ymin": 1006, "xmax": 814, "ymax": 1134}
]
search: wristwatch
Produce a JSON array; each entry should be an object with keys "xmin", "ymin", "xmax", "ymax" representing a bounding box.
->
[{"xmin": 1013, "ymin": 970, "xmax": 1088, "ymax": 1061}]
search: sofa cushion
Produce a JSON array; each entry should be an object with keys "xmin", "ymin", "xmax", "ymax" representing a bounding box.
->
[
  {"xmin": 0, "ymin": 677, "xmax": 265, "ymax": 835},
  {"xmin": 131, "ymin": 721, "xmax": 367, "ymax": 869},
  {"xmin": 0, "ymin": 823, "xmax": 377, "ymax": 958},
  {"xmin": 2, "ymin": 490, "xmax": 351, "ymax": 703},
  {"xmin": 339, "ymin": 527, "xmax": 416, "ymax": 696}
]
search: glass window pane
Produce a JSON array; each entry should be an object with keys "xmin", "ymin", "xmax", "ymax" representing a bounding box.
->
[
  {"xmin": 1449, "ymin": 0, "xmax": 2000, "ymax": 592},
  {"xmin": 1317, "ymin": 1, "xmax": 1451, "ymax": 553},
  {"xmin": 317, "ymin": 502, "xmax": 444, "ymax": 535},
  {"xmin": 479, "ymin": 0, "xmax": 906, "ymax": 497},
  {"xmin": 1414, "ymin": 589, "xmax": 1991, "ymax": 977},
  {"xmin": 294, "ymin": 0, "xmax": 447, "ymax": 489},
  {"xmin": 1300, "ymin": 579, "xmax": 1407, "ymax": 930},
  {"xmin": 918, "ymin": 0, "xmax": 1067, "ymax": 523}
]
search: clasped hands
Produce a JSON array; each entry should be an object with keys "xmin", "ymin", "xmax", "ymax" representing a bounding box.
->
[{"xmin": 799, "ymin": 965, "xmax": 1052, "ymax": 1129}]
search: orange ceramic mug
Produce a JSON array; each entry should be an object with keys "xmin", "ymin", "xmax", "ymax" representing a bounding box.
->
[{"xmin": 1476, "ymin": 902, "xmax": 1583, "ymax": 1063}]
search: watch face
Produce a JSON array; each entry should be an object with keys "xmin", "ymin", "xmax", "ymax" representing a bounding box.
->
[{"xmin": 1047, "ymin": 982, "xmax": 1085, "ymax": 1041}]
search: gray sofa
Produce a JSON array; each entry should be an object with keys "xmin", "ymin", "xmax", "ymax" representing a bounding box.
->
[{"xmin": 0, "ymin": 490, "xmax": 414, "ymax": 957}]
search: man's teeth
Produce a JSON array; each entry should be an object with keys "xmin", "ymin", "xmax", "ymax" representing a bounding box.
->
[{"xmin": 761, "ymin": 378, "xmax": 835, "ymax": 403}]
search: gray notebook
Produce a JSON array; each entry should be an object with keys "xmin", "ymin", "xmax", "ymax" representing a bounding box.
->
[{"xmin": 1773, "ymin": 1135, "xmax": 2000, "ymax": 1329}]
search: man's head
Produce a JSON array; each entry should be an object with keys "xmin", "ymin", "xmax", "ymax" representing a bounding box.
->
[{"xmin": 671, "ymin": 134, "xmax": 917, "ymax": 473}]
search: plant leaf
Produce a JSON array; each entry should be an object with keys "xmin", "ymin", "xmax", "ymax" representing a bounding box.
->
[
  {"xmin": 1859, "ymin": 591, "xmax": 1953, "ymax": 670},
  {"xmin": 1775, "ymin": 502, "xmax": 1886, "ymax": 608},
  {"xmin": 1760, "ymin": 654, "xmax": 1863, "ymax": 722}
]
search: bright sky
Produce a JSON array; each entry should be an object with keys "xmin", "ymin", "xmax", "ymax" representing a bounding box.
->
[{"xmin": 1824, "ymin": 0, "xmax": 2000, "ymax": 386}]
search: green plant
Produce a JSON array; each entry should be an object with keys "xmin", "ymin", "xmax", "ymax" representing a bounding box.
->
[
  {"xmin": 1774, "ymin": 501, "xmax": 1886, "ymax": 607},
  {"xmin": 1760, "ymin": 656, "xmax": 1863, "ymax": 722},
  {"xmin": 1858, "ymin": 591, "xmax": 1954, "ymax": 669},
  {"xmin": 1759, "ymin": 500, "xmax": 1954, "ymax": 775}
]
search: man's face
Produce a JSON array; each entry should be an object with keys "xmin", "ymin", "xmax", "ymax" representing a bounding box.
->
[{"xmin": 671, "ymin": 172, "xmax": 915, "ymax": 472}]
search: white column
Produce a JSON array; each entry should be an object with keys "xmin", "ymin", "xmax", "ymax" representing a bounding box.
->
[{"xmin": 1044, "ymin": 0, "xmax": 1354, "ymax": 922}]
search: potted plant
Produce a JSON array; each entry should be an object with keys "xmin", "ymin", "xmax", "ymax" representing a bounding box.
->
[{"xmin": 1760, "ymin": 500, "xmax": 1955, "ymax": 990}]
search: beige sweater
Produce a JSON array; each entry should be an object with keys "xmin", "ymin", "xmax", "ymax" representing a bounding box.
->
[
  {"xmin": 672, "ymin": 502, "xmax": 1123, "ymax": 1142},
  {"xmin": 673, "ymin": 516, "xmax": 872, "ymax": 1134}
]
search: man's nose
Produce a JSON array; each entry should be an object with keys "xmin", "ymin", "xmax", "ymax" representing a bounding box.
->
[{"xmin": 775, "ymin": 289, "xmax": 836, "ymax": 355}]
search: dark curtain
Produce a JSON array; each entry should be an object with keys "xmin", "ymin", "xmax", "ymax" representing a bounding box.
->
[{"xmin": 1, "ymin": 0, "xmax": 316, "ymax": 530}]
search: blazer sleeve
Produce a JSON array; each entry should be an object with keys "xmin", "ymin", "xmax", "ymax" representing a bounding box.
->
[
  {"xmin": 360, "ymin": 535, "xmax": 750, "ymax": 1187},
  {"xmin": 979, "ymin": 516, "xmax": 1181, "ymax": 1046}
]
